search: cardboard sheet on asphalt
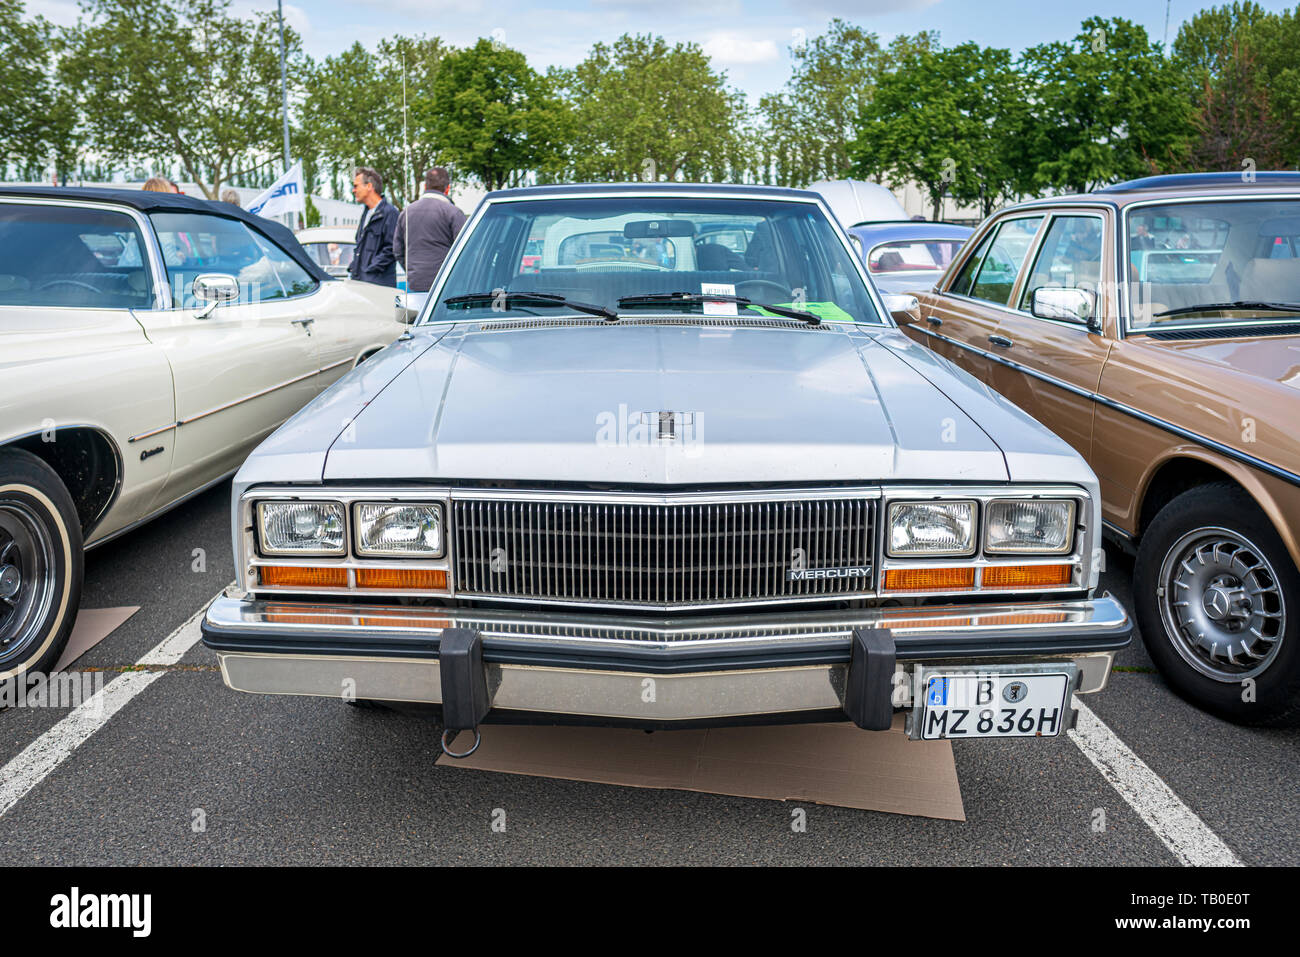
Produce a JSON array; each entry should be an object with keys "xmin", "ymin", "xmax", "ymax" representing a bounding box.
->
[
  {"xmin": 437, "ymin": 715, "xmax": 965, "ymax": 820},
  {"xmin": 54, "ymin": 606, "xmax": 139, "ymax": 672}
]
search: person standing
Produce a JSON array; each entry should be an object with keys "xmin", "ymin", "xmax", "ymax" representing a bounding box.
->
[
  {"xmin": 348, "ymin": 166, "xmax": 398, "ymax": 287},
  {"xmin": 393, "ymin": 167, "xmax": 467, "ymax": 293}
]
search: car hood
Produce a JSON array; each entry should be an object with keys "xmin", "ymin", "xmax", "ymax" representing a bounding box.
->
[
  {"xmin": 319, "ymin": 320, "xmax": 1019, "ymax": 485},
  {"xmin": 1142, "ymin": 333, "xmax": 1300, "ymax": 392}
]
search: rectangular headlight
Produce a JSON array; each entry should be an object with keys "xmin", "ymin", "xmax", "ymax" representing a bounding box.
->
[
  {"xmin": 984, "ymin": 499, "xmax": 1076, "ymax": 554},
  {"xmin": 354, "ymin": 502, "xmax": 444, "ymax": 557},
  {"xmin": 257, "ymin": 501, "xmax": 346, "ymax": 556},
  {"xmin": 887, "ymin": 501, "xmax": 976, "ymax": 557}
]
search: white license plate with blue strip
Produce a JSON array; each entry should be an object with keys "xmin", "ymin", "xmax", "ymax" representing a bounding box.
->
[{"xmin": 919, "ymin": 668, "xmax": 1074, "ymax": 740}]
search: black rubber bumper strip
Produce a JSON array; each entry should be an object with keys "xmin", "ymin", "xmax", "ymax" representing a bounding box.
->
[{"xmin": 843, "ymin": 627, "xmax": 895, "ymax": 731}]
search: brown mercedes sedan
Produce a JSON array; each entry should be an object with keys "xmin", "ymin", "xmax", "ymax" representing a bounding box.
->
[{"xmin": 899, "ymin": 171, "xmax": 1300, "ymax": 726}]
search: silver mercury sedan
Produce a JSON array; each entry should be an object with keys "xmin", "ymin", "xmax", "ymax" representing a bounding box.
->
[{"xmin": 201, "ymin": 183, "xmax": 1131, "ymax": 755}]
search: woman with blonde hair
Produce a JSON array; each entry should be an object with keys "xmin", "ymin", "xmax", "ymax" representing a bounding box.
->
[{"xmin": 141, "ymin": 176, "xmax": 177, "ymax": 193}]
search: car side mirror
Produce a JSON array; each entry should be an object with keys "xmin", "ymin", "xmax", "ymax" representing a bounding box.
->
[
  {"xmin": 324, "ymin": 264, "xmax": 349, "ymax": 279},
  {"xmin": 191, "ymin": 273, "xmax": 240, "ymax": 318},
  {"xmin": 882, "ymin": 293, "xmax": 920, "ymax": 324},
  {"xmin": 1031, "ymin": 287, "xmax": 1100, "ymax": 332}
]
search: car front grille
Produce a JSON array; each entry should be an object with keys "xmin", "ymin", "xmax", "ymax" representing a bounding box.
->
[{"xmin": 451, "ymin": 496, "xmax": 876, "ymax": 609}]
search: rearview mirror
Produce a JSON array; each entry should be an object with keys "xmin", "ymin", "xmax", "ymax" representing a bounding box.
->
[
  {"xmin": 1031, "ymin": 287, "xmax": 1098, "ymax": 330},
  {"xmin": 624, "ymin": 219, "xmax": 695, "ymax": 239},
  {"xmin": 191, "ymin": 273, "xmax": 240, "ymax": 318},
  {"xmin": 882, "ymin": 293, "xmax": 920, "ymax": 323},
  {"xmin": 192, "ymin": 273, "xmax": 240, "ymax": 303},
  {"xmin": 394, "ymin": 292, "xmax": 428, "ymax": 324}
]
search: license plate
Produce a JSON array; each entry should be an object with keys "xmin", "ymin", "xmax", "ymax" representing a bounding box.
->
[{"xmin": 918, "ymin": 669, "xmax": 1073, "ymax": 740}]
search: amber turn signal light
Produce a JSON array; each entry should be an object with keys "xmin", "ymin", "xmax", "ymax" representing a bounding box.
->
[
  {"xmin": 355, "ymin": 568, "xmax": 448, "ymax": 590},
  {"xmin": 983, "ymin": 564, "xmax": 1072, "ymax": 588},
  {"xmin": 258, "ymin": 565, "xmax": 348, "ymax": 588},
  {"xmin": 883, "ymin": 566, "xmax": 976, "ymax": 592}
]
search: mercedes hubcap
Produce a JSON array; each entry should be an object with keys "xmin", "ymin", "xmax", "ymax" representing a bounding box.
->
[{"xmin": 1158, "ymin": 527, "xmax": 1286, "ymax": 682}]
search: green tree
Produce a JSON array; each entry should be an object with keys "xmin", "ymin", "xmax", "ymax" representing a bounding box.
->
[
  {"xmin": 1172, "ymin": 1, "xmax": 1270, "ymax": 81},
  {"xmin": 428, "ymin": 38, "xmax": 561, "ymax": 190},
  {"xmin": 1021, "ymin": 17, "xmax": 1195, "ymax": 192},
  {"xmin": 758, "ymin": 21, "xmax": 938, "ymax": 187},
  {"xmin": 61, "ymin": 0, "xmax": 305, "ymax": 198},
  {"xmin": 551, "ymin": 34, "xmax": 747, "ymax": 183},
  {"xmin": 299, "ymin": 35, "xmax": 447, "ymax": 205},
  {"xmin": 0, "ymin": 0, "xmax": 72, "ymax": 179},
  {"xmin": 1230, "ymin": 7, "xmax": 1300, "ymax": 164},
  {"xmin": 851, "ymin": 42, "xmax": 1027, "ymax": 220}
]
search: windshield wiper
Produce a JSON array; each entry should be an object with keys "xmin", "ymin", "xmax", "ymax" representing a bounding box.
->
[
  {"xmin": 1153, "ymin": 300, "xmax": 1300, "ymax": 319},
  {"xmin": 617, "ymin": 292, "xmax": 821, "ymax": 325},
  {"xmin": 443, "ymin": 291, "xmax": 617, "ymax": 321}
]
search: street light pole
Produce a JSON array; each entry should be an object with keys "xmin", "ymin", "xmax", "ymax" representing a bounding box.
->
[{"xmin": 277, "ymin": 0, "xmax": 292, "ymax": 225}]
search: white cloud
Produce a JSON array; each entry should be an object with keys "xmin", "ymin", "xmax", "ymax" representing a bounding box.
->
[{"xmin": 703, "ymin": 31, "xmax": 780, "ymax": 65}]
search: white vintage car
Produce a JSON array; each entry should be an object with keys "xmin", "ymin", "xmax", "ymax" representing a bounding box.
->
[{"xmin": 0, "ymin": 186, "xmax": 407, "ymax": 681}]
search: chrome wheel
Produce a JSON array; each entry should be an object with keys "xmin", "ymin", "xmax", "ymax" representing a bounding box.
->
[
  {"xmin": 1157, "ymin": 526, "xmax": 1286, "ymax": 682},
  {"xmin": 0, "ymin": 500, "xmax": 58, "ymax": 669}
]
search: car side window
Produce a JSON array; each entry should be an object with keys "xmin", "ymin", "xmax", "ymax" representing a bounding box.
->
[
  {"xmin": 0, "ymin": 203, "xmax": 154, "ymax": 309},
  {"xmin": 149, "ymin": 212, "xmax": 317, "ymax": 307},
  {"xmin": 948, "ymin": 229, "xmax": 995, "ymax": 297},
  {"xmin": 1019, "ymin": 215, "xmax": 1104, "ymax": 311},
  {"xmin": 968, "ymin": 216, "xmax": 1043, "ymax": 306}
]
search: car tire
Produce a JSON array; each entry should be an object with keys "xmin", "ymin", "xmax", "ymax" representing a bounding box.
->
[
  {"xmin": 1134, "ymin": 482, "xmax": 1300, "ymax": 727},
  {"xmin": 0, "ymin": 448, "xmax": 84, "ymax": 683}
]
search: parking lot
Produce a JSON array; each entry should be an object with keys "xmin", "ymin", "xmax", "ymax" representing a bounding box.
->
[{"xmin": 0, "ymin": 479, "xmax": 1294, "ymax": 867}]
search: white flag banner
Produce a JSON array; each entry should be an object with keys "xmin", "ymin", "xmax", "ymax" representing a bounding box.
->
[{"xmin": 247, "ymin": 161, "xmax": 306, "ymax": 219}]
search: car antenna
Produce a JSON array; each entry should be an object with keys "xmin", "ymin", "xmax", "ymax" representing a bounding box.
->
[{"xmin": 398, "ymin": 47, "xmax": 414, "ymax": 342}]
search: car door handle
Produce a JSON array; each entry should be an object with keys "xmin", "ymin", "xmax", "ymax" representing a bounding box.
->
[
  {"xmin": 925, "ymin": 315, "xmax": 943, "ymax": 327},
  {"xmin": 988, "ymin": 335, "xmax": 1013, "ymax": 348},
  {"xmin": 292, "ymin": 317, "xmax": 316, "ymax": 335}
]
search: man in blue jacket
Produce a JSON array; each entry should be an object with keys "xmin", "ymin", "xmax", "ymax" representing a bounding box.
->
[{"xmin": 347, "ymin": 166, "xmax": 398, "ymax": 286}]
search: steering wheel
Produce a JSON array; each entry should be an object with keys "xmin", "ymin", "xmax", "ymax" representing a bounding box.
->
[
  {"xmin": 34, "ymin": 279, "xmax": 100, "ymax": 295},
  {"xmin": 735, "ymin": 279, "xmax": 794, "ymax": 303}
]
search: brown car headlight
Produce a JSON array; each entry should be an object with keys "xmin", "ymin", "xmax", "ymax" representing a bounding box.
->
[
  {"xmin": 354, "ymin": 503, "xmax": 444, "ymax": 557},
  {"xmin": 887, "ymin": 501, "xmax": 976, "ymax": 557},
  {"xmin": 984, "ymin": 500, "xmax": 1075, "ymax": 555},
  {"xmin": 257, "ymin": 501, "xmax": 346, "ymax": 556}
]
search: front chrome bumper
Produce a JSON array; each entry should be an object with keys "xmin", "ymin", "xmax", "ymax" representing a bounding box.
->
[{"xmin": 201, "ymin": 593, "xmax": 1131, "ymax": 729}]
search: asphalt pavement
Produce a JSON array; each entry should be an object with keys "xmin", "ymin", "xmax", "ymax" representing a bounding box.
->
[{"xmin": 0, "ymin": 479, "xmax": 1295, "ymax": 865}]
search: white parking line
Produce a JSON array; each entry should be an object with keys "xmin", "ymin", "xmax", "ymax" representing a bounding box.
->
[
  {"xmin": 1069, "ymin": 699, "xmax": 1242, "ymax": 866},
  {"xmin": 0, "ymin": 590, "xmax": 224, "ymax": 821}
]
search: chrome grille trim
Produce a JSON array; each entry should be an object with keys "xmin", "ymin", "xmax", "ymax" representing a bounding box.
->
[{"xmin": 451, "ymin": 491, "xmax": 878, "ymax": 610}]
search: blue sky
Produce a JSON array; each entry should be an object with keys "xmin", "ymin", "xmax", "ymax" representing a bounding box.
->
[{"xmin": 30, "ymin": 0, "xmax": 1300, "ymax": 104}]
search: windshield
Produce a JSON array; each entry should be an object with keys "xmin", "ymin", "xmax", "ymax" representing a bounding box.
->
[
  {"xmin": 1127, "ymin": 199, "xmax": 1300, "ymax": 329},
  {"xmin": 867, "ymin": 238, "xmax": 966, "ymax": 274},
  {"xmin": 423, "ymin": 195, "xmax": 882, "ymax": 325}
]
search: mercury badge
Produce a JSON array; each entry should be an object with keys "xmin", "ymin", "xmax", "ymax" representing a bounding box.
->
[{"xmin": 1002, "ymin": 680, "xmax": 1029, "ymax": 703}]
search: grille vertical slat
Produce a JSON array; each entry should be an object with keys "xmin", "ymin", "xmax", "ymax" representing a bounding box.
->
[{"xmin": 453, "ymin": 496, "xmax": 875, "ymax": 608}]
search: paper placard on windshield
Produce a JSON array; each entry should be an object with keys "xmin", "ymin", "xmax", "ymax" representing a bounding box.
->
[{"xmin": 700, "ymin": 282, "xmax": 738, "ymax": 316}]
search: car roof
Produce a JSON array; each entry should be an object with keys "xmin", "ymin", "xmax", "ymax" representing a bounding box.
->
[
  {"xmin": 481, "ymin": 182, "xmax": 824, "ymax": 203},
  {"xmin": 848, "ymin": 222, "xmax": 974, "ymax": 242},
  {"xmin": 0, "ymin": 185, "xmax": 331, "ymax": 281},
  {"xmin": 1097, "ymin": 171, "xmax": 1300, "ymax": 194},
  {"xmin": 295, "ymin": 226, "xmax": 356, "ymax": 242}
]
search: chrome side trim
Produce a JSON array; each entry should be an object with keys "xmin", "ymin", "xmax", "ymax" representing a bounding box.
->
[
  {"xmin": 178, "ymin": 366, "xmax": 322, "ymax": 427},
  {"xmin": 907, "ymin": 321, "xmax": 1300, "ymax": 491},
  {"xmin": 126, "ymin": 423, "xmax": 177, "ymax": 444}
]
